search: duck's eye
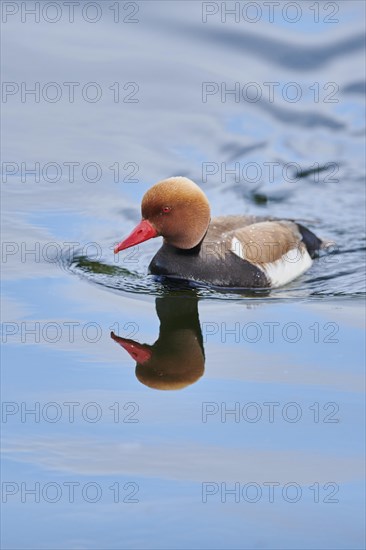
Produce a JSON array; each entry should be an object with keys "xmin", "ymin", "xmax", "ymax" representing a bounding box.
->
[{"xmin": 161, "ymin": 206, "xmax": 171, "ymax": 214}]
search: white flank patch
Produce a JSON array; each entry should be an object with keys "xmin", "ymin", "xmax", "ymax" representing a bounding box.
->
[
  {"xmin": 231, "ymin": 237, "xmax": 244, "ymax": 259},
  {"xmin": 230, "ymin": 237, "xmax": 313, "ymax": 288},
  {"xmin": 258, "ymin": 247, "xmax": 313, "ymax": 288}
]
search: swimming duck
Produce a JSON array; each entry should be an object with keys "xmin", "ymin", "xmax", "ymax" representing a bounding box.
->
[{"xmin": 114, "ymin": 177, "xmax": 327, "ymax": 288}]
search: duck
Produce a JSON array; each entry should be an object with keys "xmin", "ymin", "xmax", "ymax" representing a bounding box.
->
[{"xmin": 114, "ymin": 176, "xmax": 328, "ymax": 288}]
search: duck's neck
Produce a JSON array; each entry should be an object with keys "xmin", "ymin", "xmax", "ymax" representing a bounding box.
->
[{"xmin": 164, "ymin": 227, "xmax": 209, "ymax": 255}]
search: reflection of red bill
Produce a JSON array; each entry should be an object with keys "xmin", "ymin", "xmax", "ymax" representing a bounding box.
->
[
  {"xmin": 114, "ymin": 219, "xmax": 158, "ymax": 254},
  {"xmin": 111, "ymin": 332, "xmax": 151, "ymax": 364}
]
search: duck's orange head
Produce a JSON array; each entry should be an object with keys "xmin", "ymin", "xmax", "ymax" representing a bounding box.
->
[{"xmin": 114, "ymin": 177, "xmax": 210, "ymax": 253}]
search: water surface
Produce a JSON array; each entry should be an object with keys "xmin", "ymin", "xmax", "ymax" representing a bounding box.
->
[{"xmin": 1, "ymin": 1, "xmax": 365, "ymax": 548}]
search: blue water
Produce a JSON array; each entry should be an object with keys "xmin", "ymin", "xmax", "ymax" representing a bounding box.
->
[{"xmin": 1, "ymin": 1, "xmax": 365, "ymax": 548}]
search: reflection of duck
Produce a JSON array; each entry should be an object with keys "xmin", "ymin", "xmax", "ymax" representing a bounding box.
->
[
  {"xmin": 114, "ymin": 177, "xmax": 330, "ymax": 288},
  {"xmin": 111, "ymin": 296, "xmax": 204, "ymax": 390}
]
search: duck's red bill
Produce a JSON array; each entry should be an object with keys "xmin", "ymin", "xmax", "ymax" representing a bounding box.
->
[
  {"xmin": 111, "ymin": 333, "xmax": 152, "ymax": 364},
  {"xmin": 114, "ymin": 219, "xmax": 157, "ymax": 254}
]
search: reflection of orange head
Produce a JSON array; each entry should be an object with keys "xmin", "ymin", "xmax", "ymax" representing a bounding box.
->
[
  {"xmin": 111, "ymin": 295, "xmax": 204, "ymax": 391},
  {"xmin": 111, "ymin": 330, "xmax": 204, "ymax": 391},
  {"xmin": 135, "ymin": 330, "xmax": 204, "ymax": 390}
]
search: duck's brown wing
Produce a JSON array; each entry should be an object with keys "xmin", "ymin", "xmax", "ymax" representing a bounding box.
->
[{"xmin": 225, "ymin": 220, "xmax": 303, "ymax": 264}]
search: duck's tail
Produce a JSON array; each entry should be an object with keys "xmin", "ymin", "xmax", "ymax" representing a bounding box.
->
[
  {"xmin": 297, "ymin": 223, "xmax": 335, "ymax": 258},
  {"xmin": 320, "ymin": 238, "xmax": 336, "ymax": 249}
]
